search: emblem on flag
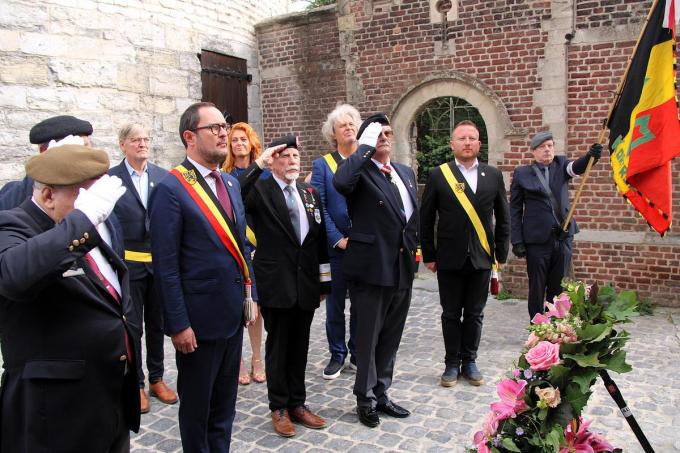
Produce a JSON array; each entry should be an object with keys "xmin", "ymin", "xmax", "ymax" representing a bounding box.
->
[
  {"xmin": 182, "ymin": 169, "xmax": 197, "ymax": 185},
  {"xmin": 454, "ymin": 182, "xmax": 465, "ymax": 193}
]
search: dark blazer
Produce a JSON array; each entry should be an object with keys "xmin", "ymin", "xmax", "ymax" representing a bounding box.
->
[
  {"xmin": 333, "ymin": 145, "xmax": 419, "ymax": 289},
  {"xmin": 109, "ymin": 160, "xmax": 168, "ymax": 280},
  {"xmin": 510, "ymin": 155, "xmax": 584, "ymax": 245},
  {"xmin": 149, "ymin": 160, "xmax": 252, "ymax": 340},
  {"xmin": 240, "ymin": 166, "xmax": 330, "ymax": 310},
  {"xmin": 0, "ymin": 176, "xmax": 34, "ymax": 211},
  {"xmin": 311, "ymin": 152, "xmax": 351, "ymax": 247},
  {"xmin": 420, "ymin": 161, "xmax": 510, "ymax": 271},
  {"xmin": 0, "ymin": 200, "xmax": 140, "ymax": 452}
]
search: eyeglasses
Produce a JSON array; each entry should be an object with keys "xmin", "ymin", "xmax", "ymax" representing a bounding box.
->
[
  {"xmin": 191, "ymin": 123, "xmax": 231, "ymax": 135},
  {"xmin": 129, "ymin": 137, "xmax": 152, "ymax": 145}
]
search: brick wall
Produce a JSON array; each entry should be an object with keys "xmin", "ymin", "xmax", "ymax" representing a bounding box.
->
[{"xmin": 258, "ymin": 0, "xmax": 680, "ymax": 306}]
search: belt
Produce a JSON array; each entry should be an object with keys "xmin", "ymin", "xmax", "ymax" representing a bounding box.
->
[{"xmin": 124, "ymin": 250, "xmax": 152, "ymax": 262}]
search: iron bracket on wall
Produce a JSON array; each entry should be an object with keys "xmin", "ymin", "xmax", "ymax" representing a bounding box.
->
[{"xmin": 202, "ymin": 67, "xmax": 252, "ymax": 83}]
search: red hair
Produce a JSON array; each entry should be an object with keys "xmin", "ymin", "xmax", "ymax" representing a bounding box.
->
[{"xmin": 222, "ymin": 122, "xmax": 262, "ymax": 173}]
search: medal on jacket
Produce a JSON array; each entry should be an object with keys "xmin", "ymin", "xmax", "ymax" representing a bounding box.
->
[
  {"xmin": 454, "ymin": 182, "xmax": 465, "ymax": 193},
  {"xmin": 314, "ymin": 208, "xmax": 321, "ymax": 224}
]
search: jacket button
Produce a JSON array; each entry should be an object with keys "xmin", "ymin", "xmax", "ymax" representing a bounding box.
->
[
  {"xmin": 378, "ymin": 201, "xmax": 384, "ymax": 206},
  {"xmin": 68, "ymin": 245, "xmax": 74, "ymax": 252},
  {"xmin": 399, "ymin": 248, "xmax": 404, "ymax": 252},
  {"xmin": 122, "ymin": 315, "xmax": 127, "ymax": 322},
  {"xmin": 119, "ymin": 355, "xmax": 127, "ymax": 362},
  {"xmin": 235, "ymin": 278, "xmax": 241, "ymax": 284},
  {"xmin": 72, "ymin": 239, "xmax": 80, "ymax": 247},
  {"xmin": 83, "ymin": 232, "xmax": 89, "ymax": 239}
]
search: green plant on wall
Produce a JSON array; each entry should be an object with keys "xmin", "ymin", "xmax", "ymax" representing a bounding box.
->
[
  {"xmin": 306, "ymin": 0, "xmax": 335, "ymax": 8},
  {"xmin": 416, "ymin": 97, "xmax": 488, "ymax": 184}
]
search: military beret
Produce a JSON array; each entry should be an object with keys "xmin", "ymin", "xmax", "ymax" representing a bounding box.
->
[
  {"xmin": 268, "ymin": 134, "xmax": 299, "ymax": 149},
  {"xmin": 29, "ymin": 115, "xmax": 93, "ymax": 145},
  {"xmin": 356, "ymin": 113, "xmax": 390, "ymax": 139},
  {"xmin": 26, "ymin": 144, "xmax": 109, "ymax": 185},
  {"xmin": 530, "ymin": 130, "xmax": 553, "ymax": 150}
]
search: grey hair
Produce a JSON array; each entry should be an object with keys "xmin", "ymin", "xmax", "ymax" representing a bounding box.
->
[
  {"xmin": 118, "ymin": 123, "xmax": 149, "ymax": 143},
  {"xmin": 321, "ymin": 103, "xmax": 361, "ymax": 147}
]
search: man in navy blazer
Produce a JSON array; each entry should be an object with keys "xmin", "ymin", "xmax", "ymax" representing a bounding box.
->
[
  {"xmin": 109, "ymin": 123, "xmax": 176, "ymax": 414},
  {"xmin": 149, "ymin": 102, "xmax": 254, "ymax": 453},
  {"xmin": 510, "ymin": 131, "xmax": 602, "ymax": 319},
  {"xmin": 334, "ymin": 114, "xmax": 419, "ymax": 428},
  {"xmin": 311, "ymin": 103, "xmax": 361, "ymax": 380}
]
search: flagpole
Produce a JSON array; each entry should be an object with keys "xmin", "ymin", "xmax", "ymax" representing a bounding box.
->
[{"xmin": 561, "ymin": 0, "xmax": 662, "ymax": 232}]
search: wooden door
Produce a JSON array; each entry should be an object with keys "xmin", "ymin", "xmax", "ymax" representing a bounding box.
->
[{"xmin": 199, "ymin": 50, "xmax": 250, "ymax": 123}]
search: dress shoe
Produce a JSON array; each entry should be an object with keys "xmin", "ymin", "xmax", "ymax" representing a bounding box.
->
[
  {"xmin": 139, "ymin": 388, "xmax": 150, "ymax": 414},
  {"xmin": 149, "ymin": 380, "xmax": 178, "ymax": 404},
  {"xmin": 357, "ymin": 406, "xmax": 380, "ymax": 428},
  {"xmin": 272, "ymin": 409, "xmax": 296, "ymax": 437},
  {"xmin": 461, "ymin": 362, "xmax": 484, "ymax": 386},
  {"xmin": 290, "ymin": 405, "xmax": 327, "ymax": 429},
  {"xmin": 440, "ymin": 365, "xmax": 459, "ymax": 387},
  {"xmin": 322, "ymin": 358, "xmax": 344, "ymax": 380},
  {"xmin": 376, "ymin": 400, "xmax": 410, "ymax": 418}
]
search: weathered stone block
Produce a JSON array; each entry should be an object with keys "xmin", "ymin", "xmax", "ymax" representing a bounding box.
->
[
  {"xmin": 0, "ymin": 30, "xmax": 21, "ymax": 52},
  {"xmin": 149, "ymin": 70, "xmax": 188, "ymax": 98},
  {"xmin": 0, "ymin": 57, "xmax": 50, "ymax": 85},
  {"xmin": 0, "ymin": 3, "xmax": 49, "ymax": 30},
  {"xmin": 50, "ymin": 60, "xmax": 118, "ymax": 88},
  {"xmin": 0, "ymin": 86, "xmax": 28, "ymax": 108},
  {"xmin": 26, "ymin": 87, "xmax": 77, "ymax": 110}
]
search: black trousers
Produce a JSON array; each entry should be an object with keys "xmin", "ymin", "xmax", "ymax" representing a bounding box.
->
[
  {"xmin": 349, "ymin": 282, "xmax": 411, "ymax": 409},
  {"xmin": 437, "ymin": 259, "xmax": 490, "ymax": 367},
  {"xmin": 526, "ymin": 237, "xmax": 572, "ymax": 320},
  {"xmin": 260, "ymin": 306, "xmax": 315, "ymax": 411},
  {"xmin": 176, "ymin": 333, "xmax": 242, "ymax": 453},
  {"xmin": 129, "ymin": 274, "xmax": 165, "ymax": 387}
]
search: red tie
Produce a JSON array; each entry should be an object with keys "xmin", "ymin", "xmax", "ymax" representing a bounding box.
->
[
  {"xmin": 210, "ymin": 170, "xmax": 234, "ymax": 221},
  {"xmin": 84, "ymin": 252, "xmax": 132, "ymax": 363}
]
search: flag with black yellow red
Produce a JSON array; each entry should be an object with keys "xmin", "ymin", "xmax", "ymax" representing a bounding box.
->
[{"xmin": 607, "ymin": 0, "xmax": 680, "ymax": 235}]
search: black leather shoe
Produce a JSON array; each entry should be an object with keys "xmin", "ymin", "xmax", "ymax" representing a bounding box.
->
[
  {"xmin": 461, "ymin": 362, "xmax": 484, "ymax": 386},
  {"xmin": 376, "ymin": 400, "xmax": 410, "ymax": 418},
  {"xmin": 357, "ymin": 406, "xmax": 380, "ymax": 427}
]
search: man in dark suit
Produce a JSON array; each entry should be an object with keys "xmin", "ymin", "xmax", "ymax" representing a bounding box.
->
[
  {"xmin": 0, "ymin": 115, "xmax": 93, "ymax": 211},
  {"xmin": 333, "ymin": 114, "xmax": 419, "ymax": 428},
  {"xmin": 0, "ymin": 144, "xmax": 139, "ymax": 452},
  {"xmin": 510, "ymin": 131, "xmax": 602, "ymax": 320},
  {"xmin": 311, "ymin": 103, "xmax": 361, "ymax": 379},
  {"xmin": 110, "ymin": 123, "xmax": 176, "ymax": 414},
  {"xmin": 149, "ymin": 102, "xmax": 253, "ymax": 453},
  {"xmin": 240, "ymin": 134, "xmax": 330, "ymax": 437},
  {"xmin": 421, "ymin": 120, "xmax": 510, "ymax": 388}
]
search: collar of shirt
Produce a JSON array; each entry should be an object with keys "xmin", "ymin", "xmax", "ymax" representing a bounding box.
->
[
  {"xmin": 455, "ymin": 158, "xmax": 479, "ymax": 171},
  {"xmin": 371, "ymin": 158, "xmax": 390, "ymax": 170},
  {"xmin": 187, "ymin": 156, "xmax": 218, "ymax": 179},
  {"xmin": 272, "ymin": 173, "xmax": 297, "ymax": 192},
  {"xmin": 124, "ymin": 159, "xmax": 148, "ymax": 177}
]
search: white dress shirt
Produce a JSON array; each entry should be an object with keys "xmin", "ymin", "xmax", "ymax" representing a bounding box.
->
[
  {"xmin": 371, "ymin": 159, "xmax": 415, "ymax": 221},
  {"xmin": 455, "ymin": 158, "xmax": 479, "ymax": 193},
  {"xmin": 272, "ymin": 174, "xmax": 309, "ymax": 243},
  {"xmin": 124, "ymin": 159, "xmax": 149, "ymax": 208}
]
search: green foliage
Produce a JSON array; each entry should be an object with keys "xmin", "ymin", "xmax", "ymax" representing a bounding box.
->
[
  {"xmin": 496, "ymin": 286, "xmax": 514, "ymax": 300},
  {"xmin": 416, "ymin": 134, "xmax": 451, "ymax": 183},
  {"xmin": 306, "ymin": 0, "xmax": 335, "ymax": 9}
]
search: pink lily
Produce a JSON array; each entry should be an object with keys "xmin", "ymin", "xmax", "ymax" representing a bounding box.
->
[
  {"xmin": 531, "ymin": 312, "xmax": 551, "ymax": 324},
  {"xmin": 490, "ymin": 379, "xmax": 529, "ymax": 419},
  {"xmin": 545, "ymin": 293, "xmax": 572, "ymax": 319},
  {"xmin": 560, "ymin": 418, "xmax": 613, "ymax": 453},
  {"xmin": 473, "ymin": 431, "xmax": 492, "ymax": 453}
]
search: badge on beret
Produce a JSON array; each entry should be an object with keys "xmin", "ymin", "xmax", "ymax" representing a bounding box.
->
[
  {"xmin": 314, "ymin": 208, "xmax": 322, "ymax": 224},
  {"xmin": 182, "ymin": 169, "xmax": 197, "ymax": 185},
  {"xmin": 454, "ymin": 182, "xmax": 465, "ymax": 193}
]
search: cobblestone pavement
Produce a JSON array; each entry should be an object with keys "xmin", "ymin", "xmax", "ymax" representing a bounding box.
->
[{"xmin": 125, "ymin": 272, "xmax": 680, "ymax": 452}]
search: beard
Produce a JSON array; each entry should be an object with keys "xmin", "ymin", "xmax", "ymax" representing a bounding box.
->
[
  {"xmin": 198, "ymin": 145, "xmax": 228, "ymax": 167},
  {"xmin": 284, "ymin": 170, "xmax": 300, "ymax": 182}
]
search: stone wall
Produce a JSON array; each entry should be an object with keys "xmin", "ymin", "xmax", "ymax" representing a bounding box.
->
[
  {"xmin": 257, "ymin": 0, "xmax": 680, "ymax": 306},
  {"xmin": 0, "ymin": 0, "xmax": 290, "ymax": 182}
]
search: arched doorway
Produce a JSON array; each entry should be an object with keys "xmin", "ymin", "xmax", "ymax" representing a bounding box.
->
[{"xmin": 415, "ymin": 96, "xmax": 488, "ymax": 184}]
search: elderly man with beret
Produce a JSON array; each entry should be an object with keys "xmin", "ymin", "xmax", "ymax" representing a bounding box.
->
[
  {"xmin": 0, "ymin": 145, "xmax": 140, "ymax": 452},
  {"xmin": 510, "ymin": 131, "xmax": 602, "ymax": 320},
  {"xmin": 0, "ymin": 115, "xmax": 93, "ymax": 210}
]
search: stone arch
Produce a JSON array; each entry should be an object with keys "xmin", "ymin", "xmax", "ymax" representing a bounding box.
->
[{"xmin": 389, "ymin": 72, "xmax": 524, "ymax": 171}]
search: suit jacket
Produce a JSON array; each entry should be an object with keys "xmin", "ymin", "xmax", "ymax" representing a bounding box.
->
[
  {"xmin": 0, "ymin": 200, "xmax": 140, "ymax": 452},
  {"xmin": 109, "ymin": 160, "xmax": 168, "ymax": 280},
  {"xmin": 333, "ymin": 145, "xmax": 419, "ymax": 289},
  {"xmin": 510, "ymin": 155, "xmax": 583, "ymax": 245},
  {"xmin": 311, "ymin": 152, "xmax": 352, "ymax": 248},
  {"xmin": 149, "ymin": 159, "xmax": 252, "ymax": 340},
  {"xmin": 420, "ymin": 161, "xmax": 510, "ymax": 271},
  {"xmin": 0, "ymin": 176, "xmax": 34, "ymax": 211},
  {"xmin": 240, "ymin": 166, "xmax": 330, "ymax": 310}
]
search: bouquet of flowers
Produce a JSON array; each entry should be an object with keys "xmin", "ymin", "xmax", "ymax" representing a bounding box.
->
[{"xmin": 469, "ymin": 281, "xmax": 639, "ymax": 453}]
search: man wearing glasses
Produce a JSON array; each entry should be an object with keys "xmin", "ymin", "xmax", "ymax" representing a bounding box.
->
[
  {"xmin": 109, "ymin": 123, "xmax": 176, "ymax": 415},
  {"xmin": 149, "ymin": 103, "xmax": 254, "ymax": 452}
]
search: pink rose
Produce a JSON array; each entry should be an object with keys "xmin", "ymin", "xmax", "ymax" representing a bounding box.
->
[
  {"xmin": 525, "ymin": 332, "xmax": 541, "ymax": 348},
  {"xmin": 535, "ymin": 386, "xmax": 561, "ymax": 408},
  {"xmin": 525, "ymin": 341, "xmax": 561, "ymax": 371}
]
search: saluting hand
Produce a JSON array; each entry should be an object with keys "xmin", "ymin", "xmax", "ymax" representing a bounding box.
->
[
  {"xmin": 74, "ymin": 174, "xmax": 126, "ymax": 226},
  {"xmin": 256, "ymin": 144, "xmax": 287, "ymax": 169},
  {"xmin": 172, "ymin": 327, "xmax": 198, "ymax": 354},
  {"xmin": 358, "ymin": 122, "xmax": 383, "ymax": 148}
]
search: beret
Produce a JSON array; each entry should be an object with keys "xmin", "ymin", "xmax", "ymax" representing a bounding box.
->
[
  {"xmin": 530, "ymin": 130, "xmax": 553, "ymax": 150},
  {"xmin": 268, "ymin": 134, "xmax": 299, "ymax": 149},
  {"xmin": 26, "ymin": 145, "xmax": 109, "ymax": 185},
  {"xmin": 29, "ymin": 115, "xmax": 93, "ymax": 145},
  {"xmin": 357, "ymin": 113, "xmax": 390, "ymax": 139}
]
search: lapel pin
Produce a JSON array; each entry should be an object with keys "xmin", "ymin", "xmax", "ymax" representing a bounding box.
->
[
  {"xmin": 481, "ymin": 172, "xmax": 485, "ymax": 177},
  {"xmin": 227, "ymin": 180, "xmax": 233, "ymax": 187},
  {"xmin": 150, "ymin": 182, "xmax": 154, "ymax": 187}
]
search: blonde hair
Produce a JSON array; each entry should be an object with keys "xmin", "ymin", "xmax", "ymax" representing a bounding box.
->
[
  {"xmin": 321, "ymin": 103, "xmax": 361, "ymax": 147},
  {"xmin": 118, "ymin": 123, "xmax": 149, "ymax": 143},
  {"xmin": 222, "ymin": 122, "xmax": 262, "ymax": 173}
]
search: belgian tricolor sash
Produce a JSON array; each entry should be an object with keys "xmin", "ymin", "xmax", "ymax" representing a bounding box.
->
[{"xmin": 170, "ymin": 164, "xmax": 250, "ymax": 283}]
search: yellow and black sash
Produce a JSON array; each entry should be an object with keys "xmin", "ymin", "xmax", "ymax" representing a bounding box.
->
[
  {"xmin": 439, "ymin": 163, "xmax": 493, "ymax": 259},
  {"xmin": 170, "ymin": 163, "xmax": 250, "ymax": 283},
  {"xmin": 323, "ymin": 151, "xmax": 342, "ymax": 174}
]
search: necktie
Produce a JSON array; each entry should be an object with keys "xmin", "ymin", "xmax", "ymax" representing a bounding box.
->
[
  {"xmin": 284, "ymin": 185, "xmax": 301, "ymax": 243},
  {"xmin": 544, "ymin": 166, "xmax": 550, "ymax": 182},
  {"xmin": 210, "ymin": 170, "xmax": 234, "ymax": 222},
  {"xmin": 381, "ymin": 165, "xmax": 405, "ymax": 213},
  {"xmin": 84, "ymin": 252, "xmax": 132, "ymax": 364}
]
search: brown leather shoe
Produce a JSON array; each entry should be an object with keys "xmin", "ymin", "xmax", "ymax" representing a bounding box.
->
[
  {"xmin": 271, "ymin": 409, "xmax": 296, "ymax": 437},
  {"xmin": 149, "ymin": 380, "xmax": 178, "ymax": 405},
  {"xmin": 290, "ymin": 405, "xmax": 327, "ymax": 429},
  {"xmin": 140, "ymin": 388, "xmax": 150, "ymax": 414}
]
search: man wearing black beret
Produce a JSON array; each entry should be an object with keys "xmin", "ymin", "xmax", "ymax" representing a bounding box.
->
[
  {"xmin": 0, "ymin": 115, "xmax": 93, "ymax": 211},
  {"xmin": 238, "ymin": 134, "xmax": 331, "ymax": 437},
  {"xmin": 510, "ymin": 131, "xmax": 602, "ymax": 320},
  {"xmin": 333, "ymin": 113, "xmax": 419, "ymax": 428}
]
